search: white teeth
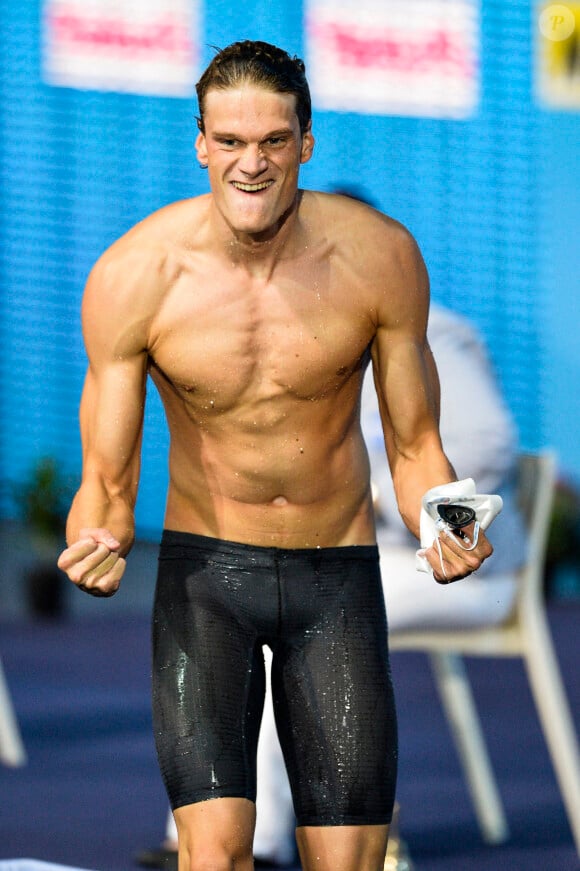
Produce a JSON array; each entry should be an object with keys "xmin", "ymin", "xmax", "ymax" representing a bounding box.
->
[{"xmin": 232, "ymin": 181, "xmax": 272, "ymax": 192}]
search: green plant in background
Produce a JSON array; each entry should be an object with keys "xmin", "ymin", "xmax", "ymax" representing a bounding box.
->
[
  {"xmin": 12, "ymin": 456, "xmax": 75, "ymax": 618},
  {"xmin": 15, "ymin": 456, "xmax": 71, "ymax": 543}
]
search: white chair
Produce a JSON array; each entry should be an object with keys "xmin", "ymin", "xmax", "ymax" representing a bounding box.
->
[
  {"xmin": 0, "ymin": 656, "xmax": 26, "ymax": 767},
  {"xmin": 389, "ymin": 452, "xmax": 580, "ymax": 855}
]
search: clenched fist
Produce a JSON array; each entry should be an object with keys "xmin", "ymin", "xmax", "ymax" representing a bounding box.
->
[{"xmin": 57, "ymin": 528, "xmax": 126, "ymax": 597}]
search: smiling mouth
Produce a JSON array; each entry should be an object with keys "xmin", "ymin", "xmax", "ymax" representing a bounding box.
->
[{"xmin": 231, "ymin": 181, "xmax": 274, "ymax": 193}]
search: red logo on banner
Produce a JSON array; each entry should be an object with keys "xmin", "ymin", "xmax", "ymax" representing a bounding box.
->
[
  {"xmin": 312, "ymin": 24, "xmax": 473, "ymax": 76},
  {"xmin": 305, "ymin": 0, "xmax": 480, "ymax": 119},
  {"xmin": 42, "ymin": 0, "xmax": 199, "ymax": 97},
  {"xmin": 47, "ymin": 9, "xmax": 192, "ymax": 55}
]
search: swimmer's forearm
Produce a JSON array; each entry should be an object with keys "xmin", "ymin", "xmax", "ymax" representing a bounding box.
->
[
  {"xmin": 65, "ymin": 485, "xmax": 136, "ymax": 555},
  {"xmin": 392, "ymin": 450, "xmax": 456, "ymax": 539}
]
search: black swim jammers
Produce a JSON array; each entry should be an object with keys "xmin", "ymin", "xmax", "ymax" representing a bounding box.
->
[{"xmin": 152, "ymin": 530, "xmax": 398, "ymax": 827}]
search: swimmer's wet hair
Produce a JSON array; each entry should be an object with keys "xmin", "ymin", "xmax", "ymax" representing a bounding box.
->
[{"xmin": 196, "ymin": 40, "xmax": 311, "ymax": 135}]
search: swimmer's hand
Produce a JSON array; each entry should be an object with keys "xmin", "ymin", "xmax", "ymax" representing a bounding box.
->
[
  {"xmin": 416, "ymin": 479, "xmax": 501, "ymax": 583},
  {"xmin": 57, "ymin": 528, "xmax": 126, "ymax": 597},
  {"xmin": 418, "ymin": 521, "xmax": 493, "ymax": 584}
]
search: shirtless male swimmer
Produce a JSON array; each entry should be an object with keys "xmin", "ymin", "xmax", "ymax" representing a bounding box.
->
[{"xmin": 58, "ymin": 41, "xmax": 493, "ymax": 871}]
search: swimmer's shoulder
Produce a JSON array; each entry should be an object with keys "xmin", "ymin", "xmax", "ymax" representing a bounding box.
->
[
  {"xmin": 83, "ymin": 195, "xmax": 211, "ymax": 311},
  {"xmin": 301, "ymin": 190, "xmax": 425, "ymax": 301},
  {"xmin": 301, "ymin": 190, "xmax": 418, "ymax": 259},
  {"xmin": 97, "ymin": 194, "xmax": 210, "ymax": 270}
]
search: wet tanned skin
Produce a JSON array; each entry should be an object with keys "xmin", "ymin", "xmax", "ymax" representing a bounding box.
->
[{"xmin": 58, "ymin": 83, "xmax": 491, "ymax": 593}]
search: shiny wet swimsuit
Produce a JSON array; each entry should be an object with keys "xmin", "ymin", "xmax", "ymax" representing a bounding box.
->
[{"xmin": 152, "ymin": 530, "xmax": 397, "ymax": 826}]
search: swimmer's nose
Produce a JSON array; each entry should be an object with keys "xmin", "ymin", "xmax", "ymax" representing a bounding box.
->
[{"xmin": 238, "ymin": 144, "xmax": 268, "ymax": 176}]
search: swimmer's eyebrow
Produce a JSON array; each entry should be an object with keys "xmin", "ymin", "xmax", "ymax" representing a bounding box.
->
[{"xmin": 211, "ymin": 127, "xmax": 296, "ymax": 143}]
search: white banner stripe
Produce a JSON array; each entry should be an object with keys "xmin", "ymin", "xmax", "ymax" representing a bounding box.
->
[
  {"xmin": 305, "ymin": 0, "xmax": 480, "ymax": 119},
  {"xmin": 41, "ymin": 0, "xmax": 200, "ymax": 98}
]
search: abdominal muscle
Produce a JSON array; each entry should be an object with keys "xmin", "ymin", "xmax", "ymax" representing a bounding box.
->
[{"xmin": 162, "ymin": 409, "xmax": 377, "ymax": 550}]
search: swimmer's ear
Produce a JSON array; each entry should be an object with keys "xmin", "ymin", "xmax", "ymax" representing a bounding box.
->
[
  {"xmin": 195, "ymin": 131, "xmax": 208, "ymax": 168},
  {"xmin": 300, "ymin": 124, "xmax": 314, "ymax": 165}
]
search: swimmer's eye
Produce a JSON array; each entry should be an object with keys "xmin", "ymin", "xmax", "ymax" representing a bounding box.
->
[{"xmin": 216, "ymin": 138, "xmax": 240, "ymax": 149}]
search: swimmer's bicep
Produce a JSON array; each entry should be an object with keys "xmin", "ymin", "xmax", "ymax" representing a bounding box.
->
[
  {"xmin": 81, "ymin": 251, "xmax": 150, "ymax": 363},
  {"xmin": 69, "ymin": 244, "xmax": 157, "ymax": 541},
  {"xmin": 78, "ymin": 250, "xmax": 149, "ymax": 474},
  {"xmin": 369, "ymin": 225, "xmax": 440, "ymax": 452}
]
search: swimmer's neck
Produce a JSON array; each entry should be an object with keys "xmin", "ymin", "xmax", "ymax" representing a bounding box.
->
[{"xmin": 211, "ymin": 192, "xmax": 308, "ymax": 277}]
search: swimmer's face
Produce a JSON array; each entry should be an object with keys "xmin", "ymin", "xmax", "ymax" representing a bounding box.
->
[{"xmin": 195, "ymin": 84, "xmax": 314, "ymax": 239}]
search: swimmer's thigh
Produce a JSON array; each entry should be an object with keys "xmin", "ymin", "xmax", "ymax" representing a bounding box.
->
[
  {"xmin": 272, "ymin": 553, "xmax": 397, "ymax": 827},
  {"xmin": 151, "ymin": 553, "xmax": 265, "ymax": 810}
]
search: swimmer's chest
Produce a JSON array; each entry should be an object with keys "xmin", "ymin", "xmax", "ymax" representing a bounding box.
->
[{"xmin": 149, "ymin": 268, "xmax": 373, "ymax": 404}]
